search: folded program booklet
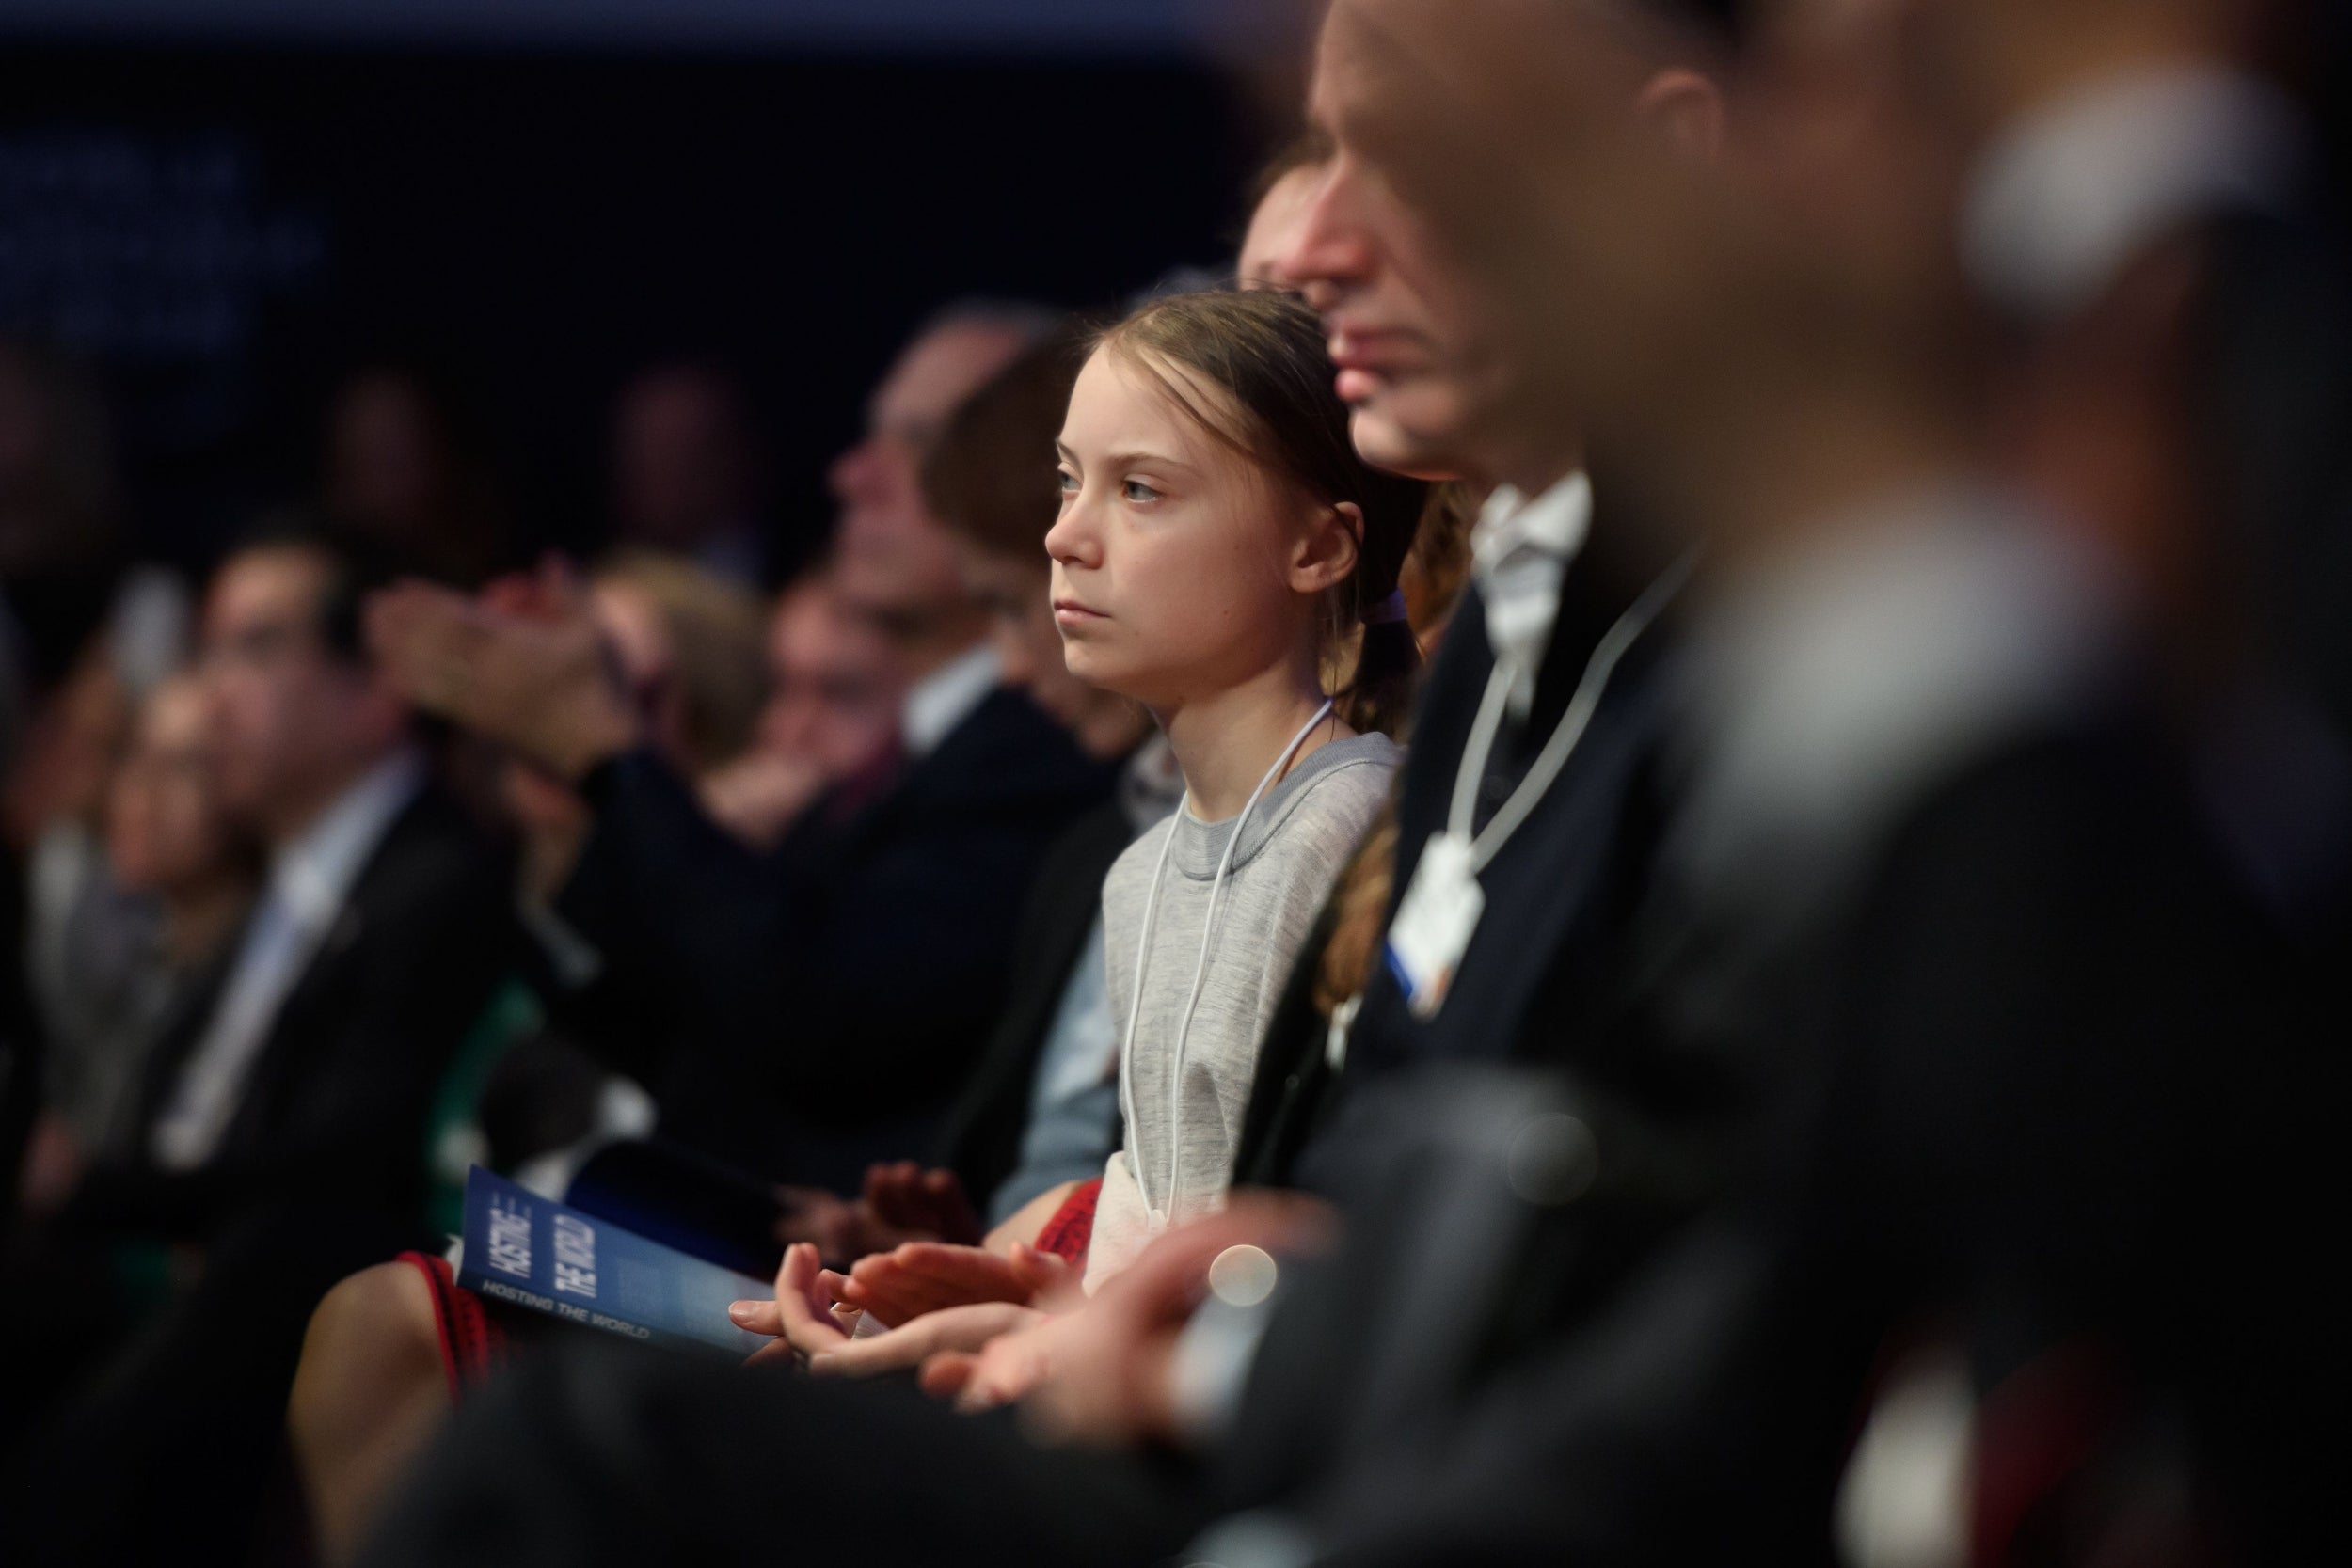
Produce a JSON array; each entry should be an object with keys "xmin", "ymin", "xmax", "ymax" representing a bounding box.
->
[{"xmin": 454, "ymin": 1164, "xmax": 772, "ymax": 1356}]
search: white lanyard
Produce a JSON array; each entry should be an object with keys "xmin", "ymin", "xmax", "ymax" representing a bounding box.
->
[
  {"xmin": 1120, "ymin": 698, "xmax": 1335, "ymax": 1231},
  {"xmin": 1446, "ymin": 554, "xmax": 1693, "ymax": 871},
  {"xmin": 1384, "ymin": 556, "xmax": 1691, "ymax": 1020}
]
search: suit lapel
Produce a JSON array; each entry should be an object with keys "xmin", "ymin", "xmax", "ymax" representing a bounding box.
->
[{"xmin": 186, "ymin": 795, "xmax": 421, "ymax": 1164}]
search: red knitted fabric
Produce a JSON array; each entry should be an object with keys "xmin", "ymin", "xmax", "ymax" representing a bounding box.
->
[
  {"xmin": 1031, "ymin": 1177, "xmax": 1102, "ymax": 1266},
  {"xmin": 394, "ymin": 1250, "xmax": 510, "ymax": 1398}
]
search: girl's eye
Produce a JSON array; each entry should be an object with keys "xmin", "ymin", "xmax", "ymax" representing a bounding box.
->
[
  {"xmin": 1057, "ymin": 469, "xmax": 1079, "ymax": 494},
  {"xmin": 1122, "ymin": 479, "xmax": 1162, "ymax": 503}
]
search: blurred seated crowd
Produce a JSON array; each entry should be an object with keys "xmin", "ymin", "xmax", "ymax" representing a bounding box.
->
[{"xmin": 3, "ymin": 0, "xmax": 2349, "ymax": 1563}]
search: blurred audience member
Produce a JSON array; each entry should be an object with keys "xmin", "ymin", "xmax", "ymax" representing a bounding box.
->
[
  {"xmin": 476, "ymin": 551, "xmax": 775, "ymax": 1188},
  {"xmin": 593, "ymin": 549, "xmax": 770, "ymax": 781},
  {"xmin": 324, "ymin": 365, "xmax": 514, "ymax": 587},
  {"xmin": 1230, "ymin": 0, "xmax": 1727, "ymax": 1188},
  {"xmin": 291, "ymin": 329, "xmax": 1145, "ymax": 1562},
  {"xmin": 0, "ymin": 339, "xmax": 193, "ymax": 1219},
  {"xmin": 829, "ymin": 303, "xmax": 1057, "ymax": 652},
  {"xmin": 370, "ymin": 304, "xmax": 1112, "ymax": 1186},
  {"xmin": 2, "ymin": 529, "xmax": 517, "ymax": 1563},
  {"xmin": 609, "ymin": 363, "xmax": 776, "ymax": 588},
  {"xmin": 700, "ymin": 571, "xmax": 903, "ymax": 851},
  {"xmin": 775, "ymin": 329, "xmax": 1160, "ymax": 1259},
  {"xmin": 499, "ymin": 552, "xmax": 765, "ymax": 900},
  {"xmin": 1399, "ymin": 481, "xmax": 1478, "ymax": 649},
  {"xmin": 1238, "ymin": 131, "xmax": 1333, "ymax": 290},
  {"xmin": 0, "ymin": 340, "xmax": 128, "ymax": 705},
  {"xmin": 1184, "ymin": 0, "xmax": 2343, "ymax": 1560},
  {"xmin": 16, "ymin": 675, "xmax": 259, "ymax": 1220},
  {"xmin": 1919, "ymin": 0, "xmax": 2352, "ymax": 912}
]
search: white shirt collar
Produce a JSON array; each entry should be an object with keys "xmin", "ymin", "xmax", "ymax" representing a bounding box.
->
[
  {"xmin": 1471, "ymin": 471, "xmax": 1594, "ymax": 718},
  {"xmin": 900, "ymin": 642, "xmax": 1001, "ymax": 759},
  {"xmin": 270, "ymin": 747, "xmax": 427, "ymax": 932},
  {"xmin": 1472, "ymin": 471, "xmax": 1593, "ymax": 570},
  {"xmin": 1963, "ymin": 66, "xmax": 2302, "ymax": 323}
]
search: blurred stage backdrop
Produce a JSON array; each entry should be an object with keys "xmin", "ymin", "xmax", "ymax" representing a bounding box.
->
[{"xmin": 0, "ymin": 0, "xmax": 1291, "ymax": 574}]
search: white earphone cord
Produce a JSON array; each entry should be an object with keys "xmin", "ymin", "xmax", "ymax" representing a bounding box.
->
[{"xmin": 1118, "ymin": 698, "xmax": 1336, "ymax": 1229}]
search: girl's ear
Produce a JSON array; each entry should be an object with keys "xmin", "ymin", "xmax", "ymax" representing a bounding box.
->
[{"xmin": 1288, "ymin": 499, "xmax": 1363, "ymax": 596}]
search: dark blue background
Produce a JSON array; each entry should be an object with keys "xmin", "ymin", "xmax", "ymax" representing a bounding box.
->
[{"xmin": 0, "ymin": 27, "xmax": 1263, "ymax": 571}]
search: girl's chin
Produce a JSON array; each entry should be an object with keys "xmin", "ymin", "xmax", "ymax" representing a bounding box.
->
[{"xmin": 1058, "ymin": 657, "xmax": 1152, "ymax": 711}]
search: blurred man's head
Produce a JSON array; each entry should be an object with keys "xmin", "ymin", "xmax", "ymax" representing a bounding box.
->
[
  {"xmin": 757, "ymin": 575, "xmax": 903, "ymax": 783},
  {"xmin": 322, "ymin": 365, "xmax": 510, "ymax": 583},
  {"xmin": 199, "ymin": 535, "xmax": 413, "ymax": 842},
  {"xmin": 1239, "ymin": 134, "xmax": 1332, "ymax": 289},
  {"xmin": 610, "ymin": 365, "xmax": 762, "ymax": 553},
  {"xmin": 1284, "ymin": 0, "xmax": 1733, "ymax": 488},
  {"xmin": 922, "ymin": 332, "xmax": 1151, "ymax": 763},
  {"xmin": 827, "ymin": 308, "xmax": 1046, "ymax": 631},
  {"xmin": 325, "ymin": 371, "xmax": 451, "ymax": 541}
]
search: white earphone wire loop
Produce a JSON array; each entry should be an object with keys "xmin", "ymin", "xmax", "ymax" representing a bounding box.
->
[{"xmin": 1118, "ymin": 697, "xmax": 1336, "ymax": 1229}]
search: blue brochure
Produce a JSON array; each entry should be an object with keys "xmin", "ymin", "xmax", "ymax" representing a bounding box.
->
[{"xmin": 455, "ymin": 1164, "xmax": 771, "ymax": 1356}]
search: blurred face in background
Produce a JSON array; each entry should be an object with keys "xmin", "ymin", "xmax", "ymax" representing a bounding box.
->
[
  {"xmin": 325, "ymin": 372, "xmax": 450, "ymax": 539},
  {"xmin": 828, "ymin": 322, "xmax": 1028, "ymax": 623},
  {"xmin": 1239, "ymin": 160, "xmax": 1327, "ymax": 289},
  {"xmin": 757, "ymin": 579, "xmax": 903, "ymax": 781},
  {"xmin": 109, "ymin": 676, "xmax": 247, "ymax": 897},
  {"xmin": 955, "ymin": 538, "xmax": 1146, "ymax": 761},
  {"xmin": 199, "ymin": 546, "xmax": 405, "ymax": 839},
  {"xmin": 611, "ymin": 367, "xmax": 758, "ymax": 550}
]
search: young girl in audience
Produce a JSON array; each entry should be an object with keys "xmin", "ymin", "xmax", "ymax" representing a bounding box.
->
[
  {"xmin": 1063, "ymin": 286, "xmax": 1422, "ymax": 1281},
  {"xmin": 294, "ymin": 290, "xmax": 1423, "ymax": 1554},
  {"xmin": 753, "ymin": 286, "xmax": 1426, "ymax": 1364}
]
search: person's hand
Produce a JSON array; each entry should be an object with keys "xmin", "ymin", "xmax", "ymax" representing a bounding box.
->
[
  {"xmin": 771, "ymin": 1187, "xmax": 867, "ymax": 1266},
  {"xmin": 1011, "ymin": 1198, "xmax": 1333, "ymax": 1447},
  {"xmin": 770, "ymin": 1165, "xmax": 983, "ymax": 1266},
  {"xmin": 699, "ymin": 752, "xmax": 828, "ymax": 851},
  {"xmin": 729, "ymin": 1242, "xmax": 856, "ymax": 1366},
  {"xmin": 917, "ymin": 1307, "xmax": 1071, "ymax": 1412},
  {"xmin": 366, "ymin": 558, "xmax": 641, "ymax": 783},
  {"xmin": 806, "ymin": 1301, "xmax": 1042, "ymax": 1381},
  {"xmin": 861, "ymin": 1162, "xmax": 984, "ymax": 1248},
  {"xmin": 834, "ymin": 1242, "xmax": 1072, "ymax": 1328},
  {"xmin": 729, "ymin": 1244, "xmax": 1043, "ymax": 1376}
]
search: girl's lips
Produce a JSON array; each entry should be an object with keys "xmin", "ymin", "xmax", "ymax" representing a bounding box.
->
[{"xmin": 1053, "ymin": 599, "xmax": 1107, "ymax": 627}]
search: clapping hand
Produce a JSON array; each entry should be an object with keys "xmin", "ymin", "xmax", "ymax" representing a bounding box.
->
[
  {"xmin": 729, "ymin": 1242, "xmax": 1041, "ymax": 1378},
  {"xmin": 833, "ymin": 1241, "xmax": 1073, "ymax": 1328},
  {"xmin": 366, "ymin": 557, "xmax": 642, "ymax": 783},
  {"xmin": 924, "ymin": 1198, "xmax": 1332, "ymax": 1442}
]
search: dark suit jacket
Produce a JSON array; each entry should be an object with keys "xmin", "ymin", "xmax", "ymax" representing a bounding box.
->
[
  {"xmin": 1236, "ymin": 559, "xmax": 1678, "ymax": 1186},
  {"xmin": 1226, "ymin": 707, "xmax": 2339, "ymax": 1565},
  {"xmin": 69, "ymin": 784, "xmax": 516, "ymax": 1242},
  {"xmin": 930, "ymin": 797, "xmax": 1135, "ymax": 1209},
  {"xmin": 553, "ymin": 685, "xmax": 1115, "ymax": 1185}
]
